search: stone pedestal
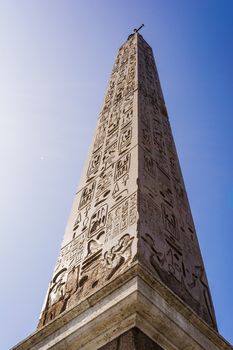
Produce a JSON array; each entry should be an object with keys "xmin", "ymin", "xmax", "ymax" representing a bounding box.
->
[{"xmin": 98, "ymin": 328, "xmax": 163, "ymax": 350}]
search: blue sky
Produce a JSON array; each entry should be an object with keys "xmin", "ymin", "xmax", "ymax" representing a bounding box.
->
[{"xmin": 0, "ymin": 1, "xmax": 232, "ymax": 348}]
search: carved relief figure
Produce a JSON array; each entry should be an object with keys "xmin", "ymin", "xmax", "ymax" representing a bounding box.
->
[
  {"xmin": 104, "ymin": 234, "xmax": 134, "ymax": 280},
  {"xmin": 39, "ymin": 266, "xmax": 79, "ymax": 327},
  {"xmin": 48, "ymin": 269, "xmax": 67, "ymax": 308}
]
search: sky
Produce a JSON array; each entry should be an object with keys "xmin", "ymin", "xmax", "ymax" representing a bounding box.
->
[{"xmin": 0, "ymin": 1, "xmax": 232, "ymax": 349}]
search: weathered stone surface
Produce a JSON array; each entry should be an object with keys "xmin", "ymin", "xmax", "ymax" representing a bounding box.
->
[
  {"xmin": 98, "ymin": 328, "xmax": 163, "ymax": 350},
  {"xmin": 38, "ymin": 32, "xmax": 217, "ymax": 332}
]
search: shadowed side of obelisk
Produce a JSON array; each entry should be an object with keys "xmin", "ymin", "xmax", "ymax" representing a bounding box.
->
[{"xmin": 136, "ymin": 34, "xmax": 217, "ymax": 329}]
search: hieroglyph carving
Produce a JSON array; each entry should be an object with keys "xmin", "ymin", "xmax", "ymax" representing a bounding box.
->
[{"xmin": 105, "ymin": 192, "xmax": 137, "ymax": 242}]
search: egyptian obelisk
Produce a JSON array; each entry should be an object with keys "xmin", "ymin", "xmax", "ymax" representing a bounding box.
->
[{"xmin": 12, "ymin": 30, "xmax": 231, "ymax": 350}]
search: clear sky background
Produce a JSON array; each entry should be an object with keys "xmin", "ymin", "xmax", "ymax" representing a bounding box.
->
[{"xmin": 0, "ymin": 1, "xmax": 232, "ymax": 349}]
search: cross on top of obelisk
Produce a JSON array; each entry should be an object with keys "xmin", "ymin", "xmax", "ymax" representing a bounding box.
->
[
  {"xmin": 127, "ymin": 24, "xmax": 144, "ymax": 40},
  {"xmin": 133, "ymin": 24, "xmax": 144, "ymax": 33}
]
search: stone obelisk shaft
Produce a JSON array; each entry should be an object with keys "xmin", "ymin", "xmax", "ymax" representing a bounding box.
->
[{"xmin": 38, "ymin": 33, "xmax": 217, "ymax": 331}]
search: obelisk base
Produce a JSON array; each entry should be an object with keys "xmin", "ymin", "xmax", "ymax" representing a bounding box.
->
[
  {"xmin": 11, "ymin": 266, "xmax": 232, "ymax": 350},
  {"xmin": 99, "ymin": 328, "xmax": 163, "ymax": 350}
]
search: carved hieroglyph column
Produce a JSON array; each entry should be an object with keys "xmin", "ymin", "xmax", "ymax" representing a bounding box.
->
[{"xmin": 37, "ymin": 33, "xmax": 217, "ymax": 332}]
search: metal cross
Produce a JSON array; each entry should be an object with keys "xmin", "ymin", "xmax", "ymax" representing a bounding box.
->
[{"xmin": 133, "ymin": 24, "xmax": 144, "ymax": 33}]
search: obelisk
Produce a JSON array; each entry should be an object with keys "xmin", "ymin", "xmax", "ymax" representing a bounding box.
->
[{"xmin": 12, "ymin": 31, "xmax": 232, "ymax": 350}]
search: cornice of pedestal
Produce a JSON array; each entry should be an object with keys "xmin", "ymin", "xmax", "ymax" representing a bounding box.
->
[{"xmin": 12, "ymin": 264, "xmax": 232, "ymax": 350}]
